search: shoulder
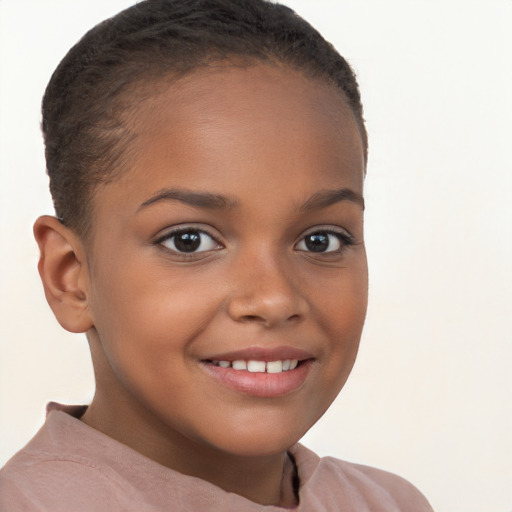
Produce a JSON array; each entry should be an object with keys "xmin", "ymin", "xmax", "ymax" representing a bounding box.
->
[
  {"xmin": 0, "ymin": 446, "xmax": 138, "ymax": 512},
  {"xmin": 0, "ymin": 407, "xmax": 142, "ymax": 512},
  {"xmin": 1, "ymin": 461, "xmax": 117, "ymax": 512},
  {"xmin": 291, "ymin": 444, "xmax": 434, "ymax": 512},
  {"xmin": 334, "ymin": 458, "xmax": 433, "ymax": 511}
]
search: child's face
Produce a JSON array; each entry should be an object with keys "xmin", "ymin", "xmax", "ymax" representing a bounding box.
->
[{"xmin": 83, "ymin": 64, "xmax": 367, "ymax": 458}]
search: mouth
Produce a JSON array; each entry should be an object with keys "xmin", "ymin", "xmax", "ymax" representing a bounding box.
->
[
  {"xmin": 200, "ymin": 347, "xmax": 315, "ymax": 398},
  {"xmin": 206, "ymin": 358, "xmax": 300, "ymax": 373}
]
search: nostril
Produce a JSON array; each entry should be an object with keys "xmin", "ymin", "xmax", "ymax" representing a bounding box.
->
[
  {"xmin": 239, "ymin": 313, "xmax": 302, "ymax": 325},
  {"xmin": 240, "ymin": 314, "xmax": 264, "ymax": 323}
]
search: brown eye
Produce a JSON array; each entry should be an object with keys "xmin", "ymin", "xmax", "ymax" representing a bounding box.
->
[
  {"xmin": 174, "ymin": 232, "xmax": 201, "ymax": 252},
  {"xmin": 304, "ymin": 232, "xmax": 331, "ymax": 252},
  {"xmin": 295, "ymin": 229, "xmax": 353, "ymax": 254},
  {"xmin": 160, "ymin": 229, "xmax": 220, "ymax": 253}
]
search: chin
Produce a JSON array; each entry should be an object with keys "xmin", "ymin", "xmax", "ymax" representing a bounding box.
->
[
  {"xmin": 194, "ymin": 410, "xmax": 319, "ymax": 458},
  {"xmin": 210, "ymin": 434, "xmax": 302, "ymax": 458}
]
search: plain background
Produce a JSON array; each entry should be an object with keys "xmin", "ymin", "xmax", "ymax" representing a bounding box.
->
[{"xmin": 1, "ymin": 1, "xmax": 511, "ymax": 511}]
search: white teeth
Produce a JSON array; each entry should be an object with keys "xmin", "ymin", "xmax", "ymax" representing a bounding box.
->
[
  {"xmin": 247, "ymin": 360, "xmax": 266, "ymax": 373},
  {"xmin": 213, "ymin": 358, "xmax": 302, "ymax": 372},
  {"xmin": 266, "ymin": 360, "xmax": 283, "ymax": 373}
]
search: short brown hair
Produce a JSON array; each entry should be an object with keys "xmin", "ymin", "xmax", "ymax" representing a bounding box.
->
[{"xmin": 42, "ymin": 0, "xmax": 367, "ymax": 236}]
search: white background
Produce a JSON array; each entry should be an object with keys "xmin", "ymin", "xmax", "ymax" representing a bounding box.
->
[{"xmin": 1, "ymin": 1, "xmax": 511, "ymax": 511}]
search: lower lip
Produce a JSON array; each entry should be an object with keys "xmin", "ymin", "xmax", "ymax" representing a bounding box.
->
[{"xmin": 201, "ymin": 360, "xmax": 314, "ymax": 398}]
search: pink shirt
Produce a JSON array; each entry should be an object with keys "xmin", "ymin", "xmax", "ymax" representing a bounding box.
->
[{"xmin": 0, "ymin": 404, "xmax": 433, "ymax": 511}]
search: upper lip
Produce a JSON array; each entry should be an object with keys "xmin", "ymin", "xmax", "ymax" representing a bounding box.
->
[{"xmin": 203, "ymin": 346, "xmax": 315, "ymax": 362}]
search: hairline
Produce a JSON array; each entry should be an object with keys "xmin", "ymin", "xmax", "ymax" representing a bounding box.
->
[{"xmin": 65, "ymin": 58, "xmax": 367, "ymax": 243}]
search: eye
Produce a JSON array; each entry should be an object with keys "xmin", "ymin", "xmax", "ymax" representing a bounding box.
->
[
  {"xmin": 158, "ymin": 228, "xmax": 221, "ymax": 254},
  {"xmin": 295, "ymin": 229, "xmax": 353, "ymax": 253}
]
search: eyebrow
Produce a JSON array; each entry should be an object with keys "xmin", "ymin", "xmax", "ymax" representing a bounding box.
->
[
  {"xmin": 138, "ymin": 186, "xmax": 364, "ymax": 213},
  {"xmin": 138, "ymin": 188, "xmax": 239, "ymax": 211},
  {"xmin": 300, "ymin": 188, "xmax": 365, "ymax": 211}
]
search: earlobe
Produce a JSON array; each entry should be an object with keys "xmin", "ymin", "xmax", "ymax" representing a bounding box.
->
[{"xmin": 33, "ymin": 216, "xmax": 94, "ymax": 333}]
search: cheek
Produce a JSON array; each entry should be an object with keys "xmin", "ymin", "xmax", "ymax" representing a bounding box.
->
[
  {"xmin": 315, "ymin": 255, "xmax": 368, "ymax": 331},
  {"xmin": 87, "ymin": 269, "xmax": 222, "ymax": 424},
  {"xmin": 315, "ymin": 263, "xmax": 368, "ymax": 385},
  {"xmin": 88, "ymin": 258, "xmax": 221, "ymax": 371}
]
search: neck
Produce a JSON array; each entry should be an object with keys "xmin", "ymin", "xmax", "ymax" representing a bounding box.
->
[{"xmin": 81, "ymin": 392, "xmax": 298, "ymax": 507}]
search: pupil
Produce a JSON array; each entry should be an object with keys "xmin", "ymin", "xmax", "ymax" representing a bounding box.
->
[
  {"xmin": 305, "ymin": 233, "xmax": 329, "ymax": 252},
  {"xmin": 175, "ymin": 232, "xmax": 201, "ymax": 252}
]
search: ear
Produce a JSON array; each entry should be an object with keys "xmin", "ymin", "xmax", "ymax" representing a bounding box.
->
[{"xmin": 33, "ymin": 216, "xmax": 94, "ymax": 333}]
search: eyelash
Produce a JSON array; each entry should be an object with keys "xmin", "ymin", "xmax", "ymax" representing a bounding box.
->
[
  {"xmin": 155, "ymin": 227, "xmax": 222, "ymax": 256},
  {"xmin": 154, "ymin": 226, "xmax": 354, "ymax": 257},
  {"xmin": 295, "ymin": 228, "xmax": 355, "ymax": 255}
]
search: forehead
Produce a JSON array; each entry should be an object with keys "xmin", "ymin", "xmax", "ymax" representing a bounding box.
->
[
  {"xmin": 131, "ymin": 63, "xmax": 363, "ymax": 165},
  {"xmin": 93, "ymin": 63, "xmax": 364, "ymax": 222}
]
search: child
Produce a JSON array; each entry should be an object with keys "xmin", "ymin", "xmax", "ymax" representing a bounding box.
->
[{"xmin": 0, "ymin": 0, "xmax": 433, "ymax": 510}]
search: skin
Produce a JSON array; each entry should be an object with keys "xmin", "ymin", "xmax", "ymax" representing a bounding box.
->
[{"xmin": 34, "ymin": 63, "xmax": 368, "ymax": 506}]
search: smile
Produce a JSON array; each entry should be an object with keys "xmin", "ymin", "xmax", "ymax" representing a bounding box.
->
[
  {"xmin": 209, "ymin": 359, "xmax": 299, "ymax": 373},
  {"xmin": 200, "ymin": 347, "xmax": 314, "ymax": 398}
]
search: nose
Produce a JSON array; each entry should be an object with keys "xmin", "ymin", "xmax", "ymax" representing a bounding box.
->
[{"xmin": 226, "ymin": 250, "xmax": 309, "ymax": 328}]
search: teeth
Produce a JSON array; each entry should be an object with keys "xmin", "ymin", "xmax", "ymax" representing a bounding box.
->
[
  {"xmin": 232, "ymin": 360, "xmax": 247, "ymax": 370},
  {"xmin": 213, "ymin": 358, "xmax": 302, "ymax": 373},
  {"xmin": 247, "ymin": 360, "xmax": 266, "ymax": 373},
  {"xmin": 266, "ymin": 360, "xmax": 283, "ymax": 373}
]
